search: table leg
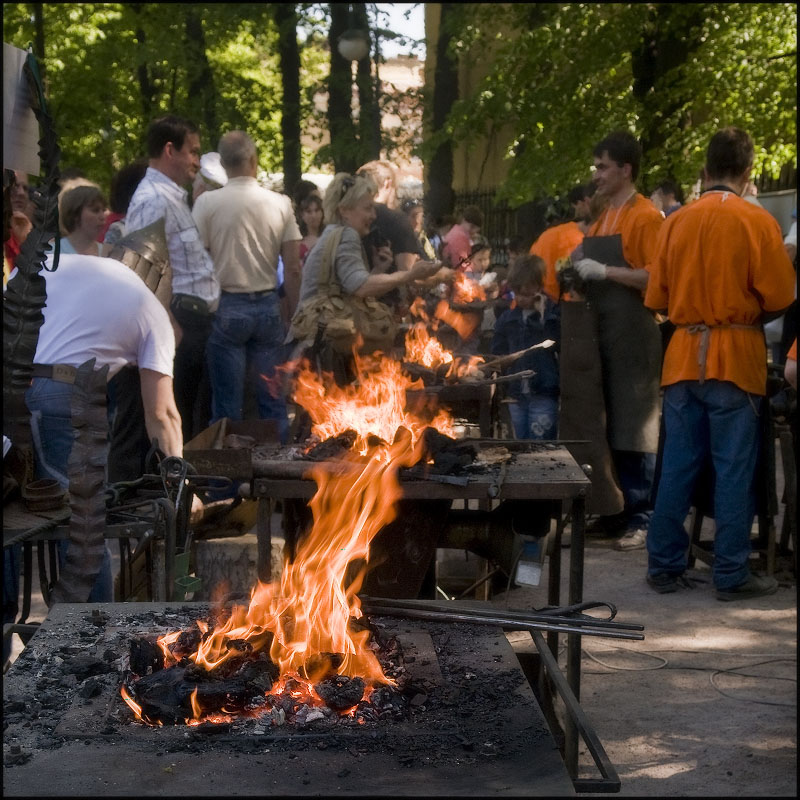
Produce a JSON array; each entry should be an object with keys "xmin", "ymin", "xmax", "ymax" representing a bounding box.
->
[
  {"xmin": 256, "ymin": 497, "xmax": 273, "ymax": 583},
  {"xmin": 564, "ymin": 494, "xmax": 586, "ymax": 779}
]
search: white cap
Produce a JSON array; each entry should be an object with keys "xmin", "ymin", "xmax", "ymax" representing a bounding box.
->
[{"xmin": 199, "ymin": 152, "xmax": 228, "ymax": 188}]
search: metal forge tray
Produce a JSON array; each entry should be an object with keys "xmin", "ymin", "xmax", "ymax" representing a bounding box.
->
[{"xmin": 3, "ymin": 602, "xmax": 574, "ymax": 797}]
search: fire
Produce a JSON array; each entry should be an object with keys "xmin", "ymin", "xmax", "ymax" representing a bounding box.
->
[
  {"xmin": 451, "ymin": 270, "xmax": 486, "ymax": 305},
  {"xmin": 404, "ymin": 321, "xmax": 453, "ymax": 370},
  {"xmin": 434, "ymin": 299, "xmax": 481, "ymax": 342},
  {"xmin": 126, "ymin": 346, "xmax": 459, "ymax": 725},
  {"xmin": 293, "ymin": 351, "xmax": 456, "ymax": 448}
]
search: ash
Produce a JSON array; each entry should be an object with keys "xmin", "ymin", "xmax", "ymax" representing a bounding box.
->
[{"xmin": 4, "ymin": 604, "xmax": 537, "ymax": 771}]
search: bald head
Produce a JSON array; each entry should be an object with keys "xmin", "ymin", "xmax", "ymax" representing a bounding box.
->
[{"xmin": 218, "ymin": 131, "xmax": 258, "ymax": 177}]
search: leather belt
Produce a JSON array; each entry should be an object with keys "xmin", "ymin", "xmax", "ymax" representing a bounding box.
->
[
  {"xmin": 222, "ymin": 289, "xmax": 275, "ymax": 299},
  {"xmin": 31, "ymin": 363, "xmax": 79, "ymax": 384}
]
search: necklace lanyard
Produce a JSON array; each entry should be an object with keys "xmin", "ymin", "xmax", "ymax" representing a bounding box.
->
[{"xmin": 599, "ymin": 189, "xmax": 637, "ymax": 236}]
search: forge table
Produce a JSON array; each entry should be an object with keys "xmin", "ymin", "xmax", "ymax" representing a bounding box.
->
[
  {"xmin": 3, "ymin": 602, "xmax": 575, "ymax": 797},
  {"xmin": 245, "ymin": 442, "xmax": 593, "ymax": 781}
]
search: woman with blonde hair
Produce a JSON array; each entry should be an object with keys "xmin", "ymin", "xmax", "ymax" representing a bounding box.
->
[
  {"xmin": 290, "ymin": 172, "xmax": 439, "ymax": 381},
  {"xmin": 296, "ymin": 172, "xmax": 438, "ymax": 309}
]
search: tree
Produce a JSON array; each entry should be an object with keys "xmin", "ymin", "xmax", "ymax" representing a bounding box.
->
[
  {"xmin": 424, "ymin": 3, "xmax": 797, "ymax": 205},
  {"xmin": 275, "ymin": 3, "xmax": 302, "ymax": 194},
  {"xmin": 425, "ymin": 3, "xmax": 459, "ymax": 221},
  {"xmin": 1, "ymin": 3, "xmax": 316, "ymax": 188}
]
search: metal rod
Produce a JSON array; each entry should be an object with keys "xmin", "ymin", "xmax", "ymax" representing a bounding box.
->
[
  {"xmin": 360, "ymin": 604, "xmax": 644, "ymax": 640},
  {"xmin": 359, "ymin": 595, "xmax": 644, "ymax": 631},
  {"xmin": 530, "ymin": 630, "xmax": 621, "ymax": 791}
]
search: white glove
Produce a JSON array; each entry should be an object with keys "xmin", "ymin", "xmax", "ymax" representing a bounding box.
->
[{"xmin": 574, "ymin": 258, "xmax": 608, "ymax": 281}]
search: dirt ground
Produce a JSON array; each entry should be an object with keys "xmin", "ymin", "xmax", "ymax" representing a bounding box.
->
[
  {"xmin": 492, "ymin": 537, "xmax": 796, "ymax": 797},
  {"xmin": 6, "ymin": 454, "xmax": 796, "ymax": 797}
]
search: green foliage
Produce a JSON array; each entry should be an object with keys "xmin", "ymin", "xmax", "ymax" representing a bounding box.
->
[
  {"xmin": 424, "ymin": 3, "xmax": 797, "ymax": 205},
  {"xmin": 2, "ymin": 3, "xmax": 331, "ymax": 189}
]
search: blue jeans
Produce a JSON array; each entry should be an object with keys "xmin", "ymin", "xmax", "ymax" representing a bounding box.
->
[
  {"xmin": 23, "ymin": 377, "xmax": 114, "ymax": 603},
  {"xmin": 206, "ymin": 291, "xmax": 288, "ymax": 443},
  {"xmin": 647, "ymin": 380, "xmax": 762, "ymax": 590},
  {"xmin": 612, "ymin": 450, "xmax": 656, "ymax": 531},
  {"xmin": 508, "ymin": 394, "xmax": 558, "ymax": 440}
]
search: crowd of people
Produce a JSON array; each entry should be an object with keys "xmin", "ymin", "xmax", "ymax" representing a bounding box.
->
[{"xmin": 2, "ymin": 118, "xmax": 796, "ymax": 632}]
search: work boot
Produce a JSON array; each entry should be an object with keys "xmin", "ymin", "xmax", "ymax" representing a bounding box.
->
[
  {"xmin": 646, "ymin": 573, "xmax": 679, "ymax": 593},
  {"xmin": 646, "ymin": 571, "xmax": 701, "ymax": 594},
  {"xmin": 716, "ymin": 574, "xmax": 779, "ymax": 601}
]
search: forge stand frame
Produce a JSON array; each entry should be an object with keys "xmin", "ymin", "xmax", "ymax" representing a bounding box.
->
[{"xmin": 244, "ymin": 443, "xmax": 615, "ymax": 790}]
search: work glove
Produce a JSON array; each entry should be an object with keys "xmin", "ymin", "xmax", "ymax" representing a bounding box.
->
[{"xmin": 574, "ymin": 258, "xmax": 608, "ymax": 281}]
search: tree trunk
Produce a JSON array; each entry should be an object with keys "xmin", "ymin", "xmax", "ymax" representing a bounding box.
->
[
  {"xmin": 185, "ymin": 9, "xmax": 220, "ymax": 148},
  {"xmin": 631, "ymin": 3, "xmax": 707, "ymax": 184},
  {"xmin": 327, "ymin": 3, "xmax": 358, "ymax": 173},
  {"xmin": 31, "ymin": 3, "xmax": 45, "ymax": 81},
  {"xmin": 275, "ymin": 4, "xmax": 302, "ymax": 196},
  {"xmin": 352, "ymin": 2, "xmax": 379, "ymax": 163},
  {"xmin": 129, "ymin": 4, "xmax": 154, "ymax": 122},
  {"xmin": 425, "ymin": 3, "xmax": 458, "ymax": 221}
]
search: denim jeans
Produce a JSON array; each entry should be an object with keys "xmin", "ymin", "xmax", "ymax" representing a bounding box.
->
[
  {"xmin": 206, "ymin": 291, "xmax": 289, "ymax": 443},
  {"xmin": 647, "ymin": 380, "xmax": 762, "ymax": 590},
  {"xmin": 23, "ymin": 377, "xmax": 114, "ymax": 603},
  {"xmin": 508, "ymin": 394, "xmax": 559, "ymax": 440},
  {"xmin": 612, "ymin": 450, "xmax": 656, "ymax": 531}
]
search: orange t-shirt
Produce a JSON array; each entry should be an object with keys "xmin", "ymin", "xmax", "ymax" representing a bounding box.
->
[
  {"xmin": 529, "ymin": 220, "xmax": 584, "ymax": 301},
  {"xmin": 787, "ymin": 338, "xmax": 797, "ymax": 362},
  {"xmin": 587, "ymin": 193, "xmax": 663, "ymax": 270},
  {"xmin": 645, "ymin": 190, "xmax": 795, "ymax": 395}
]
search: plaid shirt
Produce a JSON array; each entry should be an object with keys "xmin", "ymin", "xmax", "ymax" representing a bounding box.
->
[{"xmin": 126, "ymin": 167, "xmax": 219, "ymax": 308}]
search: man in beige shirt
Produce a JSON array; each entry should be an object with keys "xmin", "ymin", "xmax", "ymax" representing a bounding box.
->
[{"xmin": 192, "ymin": 130, "xmax": 301, "ymax": 442}]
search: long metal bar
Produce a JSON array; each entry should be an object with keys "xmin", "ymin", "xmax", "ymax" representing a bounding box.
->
[
  {"xmin": 565, "ymin": 495, "xmax": 586, "ymax": 778},
  {"xmin": 531, "ymin": 631, "xmax": 621, "ymax": 792},
  {"xmin": 360, "ymin": 604, "xmax": 644, "ymax": 641},
  {"xmin": 359, "ymin": 596, "xmax": 644, "ymax": 632}
]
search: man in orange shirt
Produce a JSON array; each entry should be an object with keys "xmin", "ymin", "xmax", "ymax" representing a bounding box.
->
[
  {"xmin": 644, "ymin": 127, "xmax": 795, "ymax": 600},
  {"xmin": 530, "ymin": 184, "xmax": 592, "ymax": 301},
  {"xmin": 570, "ymin": 131, "xmax": 664, "ymax": 551}
]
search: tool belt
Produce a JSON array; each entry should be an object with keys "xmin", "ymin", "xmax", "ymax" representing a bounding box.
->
[
  {"xmin": 31, "ymin": 363, "xmax": 79, "ymax": 384},
  {"xmin": 676, "ymin": 322, "xmax": 761, "ymax": 383}
]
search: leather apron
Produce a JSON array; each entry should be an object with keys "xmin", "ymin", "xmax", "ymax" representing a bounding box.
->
[
  {"xmin": 583, "ymin": 234, "xmax": 661, "ymax": 454},
  {"xmin": 559, "ymin": 300, "xmax": 625, "ymax": 516}
]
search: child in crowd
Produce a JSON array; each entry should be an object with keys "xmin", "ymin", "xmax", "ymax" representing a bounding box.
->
[{"xmin": 491, "ymin": 254, "xmax": 560, "ymax": 439}]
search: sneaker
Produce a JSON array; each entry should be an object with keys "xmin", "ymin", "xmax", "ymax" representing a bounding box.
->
[
  {"xmin": 614, "ymin": 528, "xmax": 647, "ymax": 551},
  {"xmin": 646, "ymin": 573, "xmax": 679, "ymax": 593},
  {"xmin": 716, "ymin": 574, "xmax": 779, "ymax": 601}
]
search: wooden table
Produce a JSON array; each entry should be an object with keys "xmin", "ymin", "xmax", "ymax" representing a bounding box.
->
[{"xmin": 244, "ymin": 441, "xmax": 591, "ymax": 776}]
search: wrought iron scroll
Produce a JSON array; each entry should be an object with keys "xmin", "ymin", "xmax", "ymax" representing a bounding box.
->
[{"xmin": 2, "ymin": 51, "xmax": 61, "ymax": 466}]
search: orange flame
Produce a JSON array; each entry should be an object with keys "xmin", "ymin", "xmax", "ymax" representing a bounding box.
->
[
  {"xmin": 451, "ymin": 271, "xmax": 486, "ymax": 305},
  {"xmin": 404, "ymin": 324, "xmax": 453, "ymax": 369},
  {"xmin": 434, "ymin": 300, "xmax": 480, "ymax": 341},
  {"xmin": 137, "ymin": 350, "xmax": 457, "ymax": 713}
]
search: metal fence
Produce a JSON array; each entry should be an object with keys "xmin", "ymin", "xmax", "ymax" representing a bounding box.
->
[
  {"xmin": 755, "ymin": 162, "xmax": 797, "ymax": 194},
  {"xmin": 452, "ymin": 190, "xmax": 523, "ymax": 267}
]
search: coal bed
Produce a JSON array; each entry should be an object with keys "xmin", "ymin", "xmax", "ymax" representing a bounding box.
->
[{"xmin": 3, "ymin": 602, "xmax": 573, "ymax": 796}]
